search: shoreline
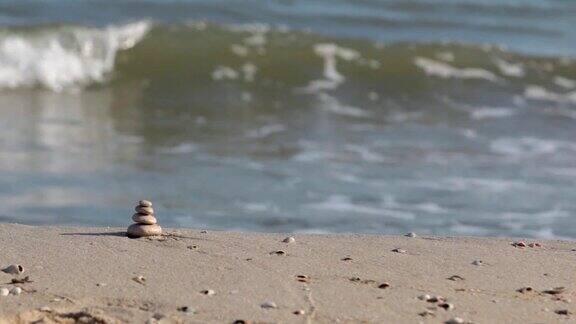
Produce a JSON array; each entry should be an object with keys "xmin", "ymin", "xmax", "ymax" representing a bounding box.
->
[{"xmin": 0, "ymin": 223, "xmax": 574, "ymax": 323}]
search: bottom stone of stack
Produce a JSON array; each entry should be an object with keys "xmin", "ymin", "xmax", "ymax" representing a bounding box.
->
[{"xmin": 127, "ymin": 224, "xmax": 162, "ymax": 238}]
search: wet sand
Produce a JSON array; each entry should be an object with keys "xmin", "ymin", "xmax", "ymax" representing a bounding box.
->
[{"xmin": 0, "ymin": 223, "xmax": 574, "ymax": 323}]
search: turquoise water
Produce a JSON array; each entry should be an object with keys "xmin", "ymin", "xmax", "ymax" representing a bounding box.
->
[{"xmin": 0, "ymin": 1, "xmax": 575, "ymax": 238}]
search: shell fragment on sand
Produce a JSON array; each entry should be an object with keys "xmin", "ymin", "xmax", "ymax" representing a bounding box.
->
[
  {"xmin": 132, "ymin": 213, "xmax": 157, "ymax": 225},
  {"xmin": 282, "ymin": 236, "xmax": 295, "ymax": 243},
  {"xmin": 0, "ymin": 288, "xmax": 9, "ymax": 297},
  {"xmin": 127, "ymin": 224, "xmax": 162, "ymax": 238},
  {"xmin": 2, "ymin": 264, "xmax": 24, "ymax": 275}
]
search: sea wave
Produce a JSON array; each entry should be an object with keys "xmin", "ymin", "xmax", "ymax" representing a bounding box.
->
[
  {"xmin": 0, "ymin": 20, "xmax": 574, "ymax": 96},
  {"xmin": 0, "ymin": 21, "xmax": 150, "ymax": 91}
]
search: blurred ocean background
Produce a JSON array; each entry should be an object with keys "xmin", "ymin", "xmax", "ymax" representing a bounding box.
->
[{"xmin": 0, "ymin": 0, "xmax": 575, "ymax": 238}]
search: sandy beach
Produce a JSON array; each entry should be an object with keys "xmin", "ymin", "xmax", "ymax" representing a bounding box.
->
[{"xmin": 0, "ymin": 223, "xmax": 574, "ymax": 323}]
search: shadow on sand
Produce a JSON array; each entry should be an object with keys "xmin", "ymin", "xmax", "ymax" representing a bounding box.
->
[{"xmin": 60, "ymin": 231, "xmax": 127, "ymax": 237}]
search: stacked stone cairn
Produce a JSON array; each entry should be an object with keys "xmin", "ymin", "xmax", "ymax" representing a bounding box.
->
[{"xmin": 127, "ymin": 200, "xmax": 162, "ymax": 238}]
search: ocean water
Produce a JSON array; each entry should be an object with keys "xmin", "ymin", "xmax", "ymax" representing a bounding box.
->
[{"xmin": 0, "ymin": 1, "xmax": 575, "ymax": 238}]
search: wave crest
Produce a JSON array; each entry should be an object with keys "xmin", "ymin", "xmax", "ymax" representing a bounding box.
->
[{"xmin": 0, "ymin": 21, "xmax": 150, "ymax": 91}]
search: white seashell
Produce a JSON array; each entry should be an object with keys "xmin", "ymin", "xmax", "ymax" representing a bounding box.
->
[
  {"xmin": 0, "ymin": 288, "xmax": 9, "ymax": 297},
  {"xmin": 471, "ymin": 260, "xmax": 484, "ymax": 266},
  {"xmin": 282, "ymin": 236, "xmax": 295, "ymax": 243},
  {"xmin": 127, "ymin": 224, "xmax": 162, "ymax": 238},
  {"xmin": 293, "ymin": 309, "xmax": 305, "ymax": 315},
  {"xmin": 135, "ymin": 205, "xmax": 154, "ymax": 215},
  {"xmin": 2, "ymin": 264, "xmax": 24, "ymax": 275},
  {"xmin": 418, "ymin": 294, "xmax": 431, "ymax": 301},
  {"xmin": 201, "ymin": 289, "xmax": 215, "ymax": 296},
  {"xmin": 11, "ymin": 287, "xmax": 22, "ymax": 295},
  {"xmin": 139, "ymin": 200, "xmax": 153, "ymax": 207},
  {"xmin": 261, "ymin": 301, "xmax": 277, "ymax": 309},
  {"xmin": 405, "ymin": 232, "xmax": 417, "ymax": 238},
  {"xmin": 132, "ymin": 213, "xmax": 157, "ymax": 225},
  {"xmin": 445, "ymin": 317, "xmax": 465, "ymax": 324}
]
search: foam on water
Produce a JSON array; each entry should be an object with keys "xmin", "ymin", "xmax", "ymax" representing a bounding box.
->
[
  {"xmin": 524, "ymin": 85, "xmax": 576, "ymax": 103},
  {"xmin": 414, "ymin": 57, "xmax": 499, "ymax": 81},
  {"xmin": 0, "ymin": 21, "xmax": 150, "ymax": 91},
  {"xmin": 470, "ymin": 106, "xmax": 516, "ymax": 120}
]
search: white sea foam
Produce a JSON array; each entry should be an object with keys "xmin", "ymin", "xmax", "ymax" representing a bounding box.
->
[
  {"xmin": 306, "ymin": 195, "xmax": 414, "ymax": 220},
  {"xmin": 317, "ymin": 93, "xmax": 370, "ymax": 117},
  {"xmin": 490, "ymin": 137, "xmax": 574, "ymax": 156},
  {"xmin": 554, "ymin": 76, "xmax": 576, "ymax": 89},
  {"xmin": 0, "ymin": 21, "xmax": 150, "ymax": 91},
  {"xmin": 470, "ymin": 106, "xmax": 516, "ymax": 120},
  {"xmin": 158, "ymin": 142, "xmax": 198, "ymax": 154},
  {"xmin": 246, "ymin": 124, "xmax": 286, "ymax": 139},
  {"xmin": 301, "ymin": 43, "xmax": 359, "ymax": 93},
  {"xmin": 493, "ymin": 58, "xmax": 525, "ymax": 77},
  {"xmin": 524, "ymin": 85, "xmax": 576, "ymax": 103},
  {"xmin": 414, "ymin": 57, "xmax": 498, "ymax": 82}
]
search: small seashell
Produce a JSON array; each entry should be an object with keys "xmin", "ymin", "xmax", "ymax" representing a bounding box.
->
[
  {"xmin": 445, "ymin": 317, "xmax": 465, "ymax": 324},
  {"xmin": 139, "ymin": 200, "xmax": 153, "ymax": 207},
  {"xmin": 438, "ymin": 302, "xmax": 454, "ymax": 310},
  {"xmin": 127, "ymin": 224, "xmax": 162, "ymax": 238},
  {"xmin": 447, "ymin": 275, "xmax": 465, "ymax": 281},
  {"xmin": 96, "ymin": 283, "xmax": 107, "ymax": 287},
  {"xmin": 132, "ymin": 276, "xmax": 146, "ymax": 284},
  {"xmin": 405, "ymin": 232, "xmax": 417, "ymax": 238},
  {"xmin": 419, "ymin": 309, "xmax": 435, "ymax": 317},
  {"xmin": 201, "ymin": 289, "xmax": 215, "ymax": 296},
  {"xmin": 261, "ymin": 301, "xmax": 277, "ymax": 309},
  {"xmin": 0, "ymin": 288, "xmax": 9, "ymax": 297},
  {"xmin": 271, "ymin": 250, "xmax": 285, "ymax": 255},
  {"xmin": 517, "ymin": 287, "xmax": 534, "ymax": 293},
  {"xmin": 418, "ymin": 294, "xmax": 431, "ymax": 301},
  {"xmin": 135, "ymin": 205, "xmax": 154, "ymax": 215},
  {"xmin": 177, "ymin": 306, "xmax": 195, "ymax": 314},
  {"xmin": 426, "ymin": 295, "xmax": 445, "ymax": 303},
  {"xmin": 512, "ymin": 241, "xmax": 526, "ymax": 248},
  {"xmin": 293, "ymin": 309, "xmax": 305, "ymax": 315},
  {"xmin": 2, "ymin": 264, "xmax": 24, "ymax": 275},
  {"xmin": 132, "ymin": 213, "xmax": 158, "ymax": 225},
  {"xmin": 543, "ymin": 287, "xmax": 566, "ymax": 295},
  {"xmin": 391, "ymin": 248, "xmax": 406, "ymax": 254},
  {"xmin": 11, "ymin": 287, "xmax": 22, "ymax": 295},
  {"xmin": 471, "ymin": 260, "xmax": 483, "ymax": 266},
  {"xmin": 282, "ymin": 236, "xmax": 295, "ymax": 243},
  {"xmin": 555, "ymin": 309, "xmax": 571, "ymax": 315},
  {"xmin": 378, "ymin": 282, "xmax": 390, "ymax": 289},
  {"xmin": 296, "ymin": 275, "xmax": 309, "ymax": 283}
]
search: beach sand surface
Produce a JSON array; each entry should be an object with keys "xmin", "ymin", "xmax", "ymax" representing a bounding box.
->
[{"xmin": 0, "ymin": 223, "xmax": 574, "ymax": 323}]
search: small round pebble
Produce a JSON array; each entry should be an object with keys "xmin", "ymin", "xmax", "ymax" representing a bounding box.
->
[
  {"xmin": 392, "ymin": 248, "xmax": 406, "ymax": 254},
  {"xmin": 445, "ymin": 317, "xmax": 465, "ymax": 324},
  {"xmin": 132, "ymin": 213, "xmax": 158, "ymax": 225},
  {"xmin": 282, "ymin": 236, "xmax": 295, "ymax": 243},
  {"xmin": 0, "ymin": 288, "xmax": 9, "ymax": 297},
  {"xmin": 177, "ymin": 306, "xmax": 195, "ymax": 314},
  {"xmin": 139, "ymin": 200, "xmax": 153, "ymax": 207},
  {"xmin": 293, "ymin": 309, "xmax": 305, "ymax": 315},
  {"xmin": 418, "ymin": 294, "xmax": 431, "ymax": 301},
  {"xmin": 11, "ymin": 287, "xmax": 22, "ymax": 295},
  {"xmin": 135, "ymin": 205, "xmax": 154, "ymax": 215},
  {"xmin": 471, "ymin": 260, "xmax": 483, "ymax": 266},
  {"xmin": 261, "ymin": 301, "xmax": 277, "ymax": 309}
]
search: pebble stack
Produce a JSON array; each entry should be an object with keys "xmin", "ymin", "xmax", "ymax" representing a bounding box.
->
[{"xmin": 127, "ymin": 200, "xmax": 162, "ymax": 238}]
